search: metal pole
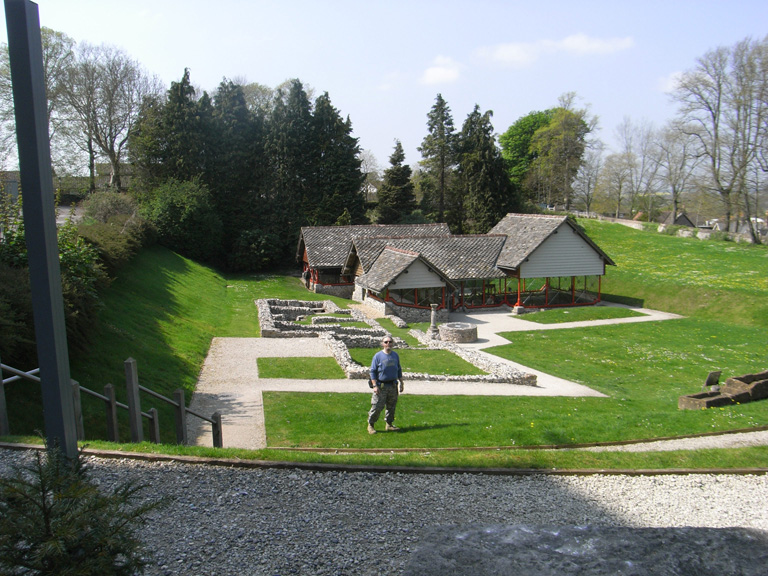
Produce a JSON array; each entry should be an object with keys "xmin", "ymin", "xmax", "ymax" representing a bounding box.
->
[{"xmin": 4, "ymin": 0, "xmax": 77, "ymax": 458}]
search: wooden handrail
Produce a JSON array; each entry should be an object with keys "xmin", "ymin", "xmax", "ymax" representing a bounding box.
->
[{"xmin": 0, "ymin": 359, "xmax": 223, "ymax": 448}]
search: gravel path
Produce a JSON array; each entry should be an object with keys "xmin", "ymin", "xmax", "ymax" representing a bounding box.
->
[{"xmin": 1, "ymin": 448, "xmax": 766, "ymax": 576}]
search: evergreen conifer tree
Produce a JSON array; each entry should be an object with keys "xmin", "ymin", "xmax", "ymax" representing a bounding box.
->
[
  {"xmin": 377, "ymin": 141, "xmax": 415, "ymax": 224},
  {"xmin": 457, "ymin": 105, "xmax": 517, "ymax": 233},
  {"xmin": 418, "ymin": 94, "xmax": 456, "ymax": 223}
]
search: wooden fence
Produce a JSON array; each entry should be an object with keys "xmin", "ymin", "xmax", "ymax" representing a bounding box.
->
[{"xmin": 0, "ymin": 358, "xmax": 222, "ymax": 448}]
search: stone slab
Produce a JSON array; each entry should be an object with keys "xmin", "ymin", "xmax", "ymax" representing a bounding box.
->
[{"xmin": 403, "ymin": 524, "xmax": 768, "ymax": 576}]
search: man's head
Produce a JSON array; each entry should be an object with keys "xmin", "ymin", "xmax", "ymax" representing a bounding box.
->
[{"xmin": 382, "ymin": 336, "xmax": 393, "ymax": 350}]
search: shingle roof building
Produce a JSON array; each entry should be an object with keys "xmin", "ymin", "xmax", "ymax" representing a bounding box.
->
[
  {"xmin": 297, "ymin": 223, "xmax": 451, "ymax": 269},
  {"xmin": 346, "ymin": 235, "xmax": 507, "ymax": 283},
  {"xmin": 297, "ymin": 214, "xmax": 614, "ymax": 314},
  {"xmin": 490, "ymin": 213, "xmax": 615, "ymax": 271}
]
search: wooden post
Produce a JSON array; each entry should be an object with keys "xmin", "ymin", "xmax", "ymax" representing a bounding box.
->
[
  {"xmin": 148, "ymin": 408, "xmax": 160, "ymax": 444},
  {"xmin": 124, "ymin": 358, "xmax": 143, "ymax": 443},
  {"xmin": 173, "ymin": 389, "xmax": 187, "ymax": 445},
  {"xmin": 212, "ymin": 412, "xmax": 223, "ymax": 448},
  {"xmin": 0, "ymin": 360, "xmax": 8, "ymax": 436},
  {"xmin": 71, "ymin": 380, "xmax": 84, "ymax": 441},
  {"xmin": 104, "ymin": 384, "xmax": 119, "ymax": 442}
]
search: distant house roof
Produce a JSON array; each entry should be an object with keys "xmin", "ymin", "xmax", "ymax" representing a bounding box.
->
[
  {"xmin": 297, "ymin": 223, "xmax": 451, "ymax": 269},
  {"xmin": 657, "ymin": 212, "xmax": 696, "ymax": 227},
  {"xmin": 489, "ymin": 213, "xmax": 615, "ymax": 270},
  {"xmin": 346, "ymin": 235, "xmax": 508, "ymax": 282}
]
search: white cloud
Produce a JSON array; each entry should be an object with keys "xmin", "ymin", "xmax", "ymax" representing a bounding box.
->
[
  {"xmin": 477, "ymin": 34, "xmax": 634, "ymax": 67},
  {"xmin": 420, "ymin": 56, "xmax": 461, "ymax": 85},
  {"xmin": 657, "ymin": 71, "xmax": 683, "ymax": 93}
]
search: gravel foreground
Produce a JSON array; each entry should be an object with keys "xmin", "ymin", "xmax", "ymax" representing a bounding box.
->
[{"xmin": 2, "ymin": 449, "xmax": 767, "ymax": 576}]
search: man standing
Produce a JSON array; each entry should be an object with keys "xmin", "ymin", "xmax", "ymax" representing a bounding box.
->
[{"xmin": 368, "ymin": 335, "xmax": 404, "ymax": 434}]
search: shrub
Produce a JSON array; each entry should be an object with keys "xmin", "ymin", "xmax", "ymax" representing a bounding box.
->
[
  {"xmin": 141, "ymin": 178, "xmax": 223, "ymax": 263},
  {"xmin": 57, "ymin": 221, "xmax": 109, "ymax": 353},
  {"xmin": 81, "ymin": 190, "xmax": 137, "ymax": 224},
  {"xmin": 79, "ymin": 213, "xmax": 156, "ymax": 275},
  {"xmin": 0, "ymin": 443, "xmax": 165, "ymax": 575}
]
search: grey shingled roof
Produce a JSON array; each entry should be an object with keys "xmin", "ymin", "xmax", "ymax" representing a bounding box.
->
[
  {"xmin": 297, "ymin": 223, "xmax": 451, "ymax": 268},
  {"xmin": 355, "ymin": 248, "xmax": 419, "ymax": 292},
  {"xmin": 356, "ymin": 247, "xmax": 456, "ymax": 292},
  {"xmin": 349, "ymin": 235, "xmax": 508, "ymax": 281},
  {"xmin": 489, "ymin": 213, "xmax": 615, "ymax": 270}
]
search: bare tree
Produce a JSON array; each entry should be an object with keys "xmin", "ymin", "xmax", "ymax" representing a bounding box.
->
[
  {"xmin": 62, "ymin": 43, "xmax": 100, "ymax": 191},
  {"xmin": 88, "ymin": 45, "xmax": 161, "ymax": 190},
  {"xmin": 598, "ymin": 152, "xmax": 632, "ymax": 218},
  {"xmin": 656, "ymin": 121, "xmax": 702, "ymax": 222},
  {"xmin": 0, "ymin": 27, "xmax": 75, "ymax": 172},
  {"xmin": 674, "ymin": 37, "xmax": 768, "ymax": 241},
  {"xmin": 614, "ymin": 117, "xmax": 661, "ymax": 219},
  {"xmin": 359, "ymin": 149, "xmax": 381, "ymax": 203},
  {"xmin": 572, "ymin": 141, "xmax": 604, "ymax": 215}
]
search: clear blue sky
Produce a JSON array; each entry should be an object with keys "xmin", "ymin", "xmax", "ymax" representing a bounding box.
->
[{"xmin": 3, "ymin": 0, "xmax": 768, "ymax": 170}]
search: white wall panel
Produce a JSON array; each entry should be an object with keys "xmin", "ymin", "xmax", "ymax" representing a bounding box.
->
[
  {"xmin": 389, "ymin": 259, "xmax": 445, "ymax": 289},
  {"xmin": 520, "ymin": 225, "xmax": 605, "ymax": 278}
]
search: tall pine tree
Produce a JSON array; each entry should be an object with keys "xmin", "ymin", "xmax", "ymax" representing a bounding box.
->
[
  {"xmin": 310, "ymin": 92, "xmax": 366, "ymax": 225},
  {"xmin": 377, "ymin": 141, "xmax": 415, "ymax": 224},
  {"xmin": 418, "ymin": 94, "xmax": 456, "ymax": 223},
  {"xmin": 457, "ymin": 105, "xmax": 517, "ymax": 233}
]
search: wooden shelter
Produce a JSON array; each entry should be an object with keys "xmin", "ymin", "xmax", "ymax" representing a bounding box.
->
[{"xmin": 297, "ymin": 214, "xmax": 615, "ymax": 315}]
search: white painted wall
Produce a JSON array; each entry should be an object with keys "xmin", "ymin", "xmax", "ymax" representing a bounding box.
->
[
  {"xmin": 389, "ymin": 259, "xmax": 446, "ymax": 289},
  {"xmin": 520, "ymin": 224, "xmax": 605, "ymax": 278}
]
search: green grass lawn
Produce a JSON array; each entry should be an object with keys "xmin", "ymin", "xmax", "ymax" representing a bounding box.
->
[
  {"xmin": 517, "ymin": 305, "xmax": 645, "ymax": 324},
  {"xmin": 348, "ymin": 348, "xmax": 486, "ymax": 376},
  {"xmin": 257, "ymin": 357, "xmax": 346, "ymax": 379},
  {"xmin": 7, "ymin": 221, "xmax": 768, "ymax": 470}
]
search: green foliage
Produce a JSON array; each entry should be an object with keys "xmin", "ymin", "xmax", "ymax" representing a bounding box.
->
[
  {"xmin": 0, "ymin": 263, "xmax": 34, "ymax": 364},
  {"xmin": 526, "ymin": 107, "xmax": 590, "ymax": 207},
  {"xmin": 57, "ymin": 221, "xmax": 109, "ymax": 352},
  {"xmin": 78, "ymin": 213, "xmax": 155, "ymax": 275},
  {"xmin": 0, "ymin": 444, "xmax": 164, "ymax": 575},
  {"xmin": 0, "ymin": 196, "xmax": 108, "ymax": 360},
  {"xmin": 418, "ymin": 93, "xmax": 457, "ymax": 223},
  {"xmin": 130, "ymin": 72, "xmax": 367, "ymax": 271},
  {"xmin": 499, "ymin": 109, "xmax": 555, "ymax": 190},
  {"xmin": 81, "ymin": 190, "xmax": 137, "ymax": 224},
  {"xmin": 227, "ymin": 228, "xmax": 281, "ymax": 272},
  {"xmin": 457, "ymin": 105, "xmax": 517, "ymax": 233},
  {"xmin": 376, "ymin": 140, "xmax": 416, "ymax": 224},
  {"xmin": 78, "ymin": 191, "xmax": 154, "ymax": 274},
  {"xmin": 308, "ymin": 93, "xmax": 367, "ymax": 226},
  {"xmin": 141, "ymin": 178, "xmax": 223, "ymax": 263}
]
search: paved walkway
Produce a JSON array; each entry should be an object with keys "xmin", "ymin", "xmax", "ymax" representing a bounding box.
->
[{"xmin": 188, "ymin": 304, "xmax": 681, "ymax": 449}]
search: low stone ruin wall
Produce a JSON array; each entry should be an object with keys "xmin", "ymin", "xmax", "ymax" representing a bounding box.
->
[
  {"xmin": 678, "ymin": 370, "xmax": 768, "ymax": 409},
  {"xmin": 311, "ymin": 283, "xmax": 355, "ymax": 299},
  {"xmin": 258, "ymin": 298, "xmax": 537, "ymax": 385},
  {"xmin": 410, "ymin": 329, "xmax": 537, "ymax": 386}
]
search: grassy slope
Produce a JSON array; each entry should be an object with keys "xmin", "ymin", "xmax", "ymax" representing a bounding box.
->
[{"xmin": 7, "ymin": 222, "xmax": 768, "ymax": 469}]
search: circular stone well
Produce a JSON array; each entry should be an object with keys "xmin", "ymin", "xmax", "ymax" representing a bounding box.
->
[{"xmin": 438, "ymin": 322, "xmax": 477, "ymax": 343}]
